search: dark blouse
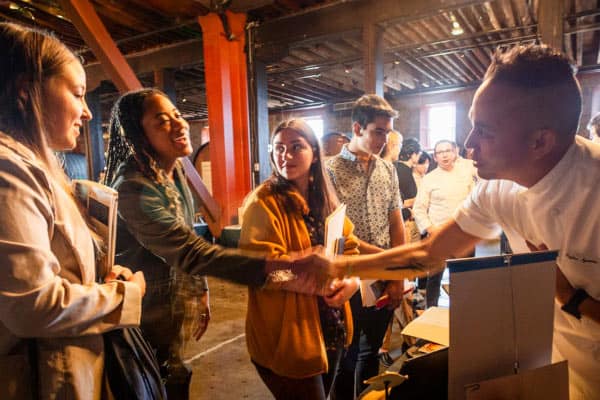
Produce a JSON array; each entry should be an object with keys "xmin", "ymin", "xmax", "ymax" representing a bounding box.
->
[
  {"xmin": 394, "ymin": 161, "xmax": 418, "ymax": 220},
  {"xmin": 302, "ymin": 211, "xmax": 346, "ymax": 351}
]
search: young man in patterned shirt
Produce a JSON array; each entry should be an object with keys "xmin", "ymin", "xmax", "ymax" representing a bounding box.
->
[{"xmin": 327, "ymin": 94, "xmax": 406, "ymax": 399}]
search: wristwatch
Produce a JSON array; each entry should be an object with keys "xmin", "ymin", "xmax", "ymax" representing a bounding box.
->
[{"xmin": 561, "ymin": 288, "xmax": 589, "ymax": 320}]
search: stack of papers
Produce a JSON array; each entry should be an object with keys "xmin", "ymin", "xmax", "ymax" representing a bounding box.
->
[{"xmin": 401, "ymin": 306, "xmax": 449, "ymax": 347}]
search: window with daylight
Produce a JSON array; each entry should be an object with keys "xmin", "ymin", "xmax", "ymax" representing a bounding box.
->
[
  {"xmin": 304, "ymin": 116, "xmax": 324, "ymax": 139},
  {"xmin": 420, "ymin": 102, "xmax": 456, "ymax": 149}
]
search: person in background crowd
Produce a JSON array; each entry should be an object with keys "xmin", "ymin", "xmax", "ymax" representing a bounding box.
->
[
  {"xmin": 455, "ymin": 144, "xmax": 478, "ymax": 178},
  {"xmin": 587, "ymin": 112, "xmax": 600, "ymax": 143},
  {"xmin": 103, "ymin": 89, "xmax": 342, "ymax": 399},
  {"xmin": 413, "ymin": 151, "xmax": 431, "ymax": 191},
  {"xmin": 395, "ymin": 137, "xmax": 422, "ymax": 243},
  {"xmin": 239, "ymin": 119, "xmax": 360, "ymax": 400},
  {"xmin": 322, "ymin": 131, "xmax": 350, "ymax": 159},
  {"xmin": 0, "ymin": 22, "xmax": 145, "ymax": 399},
  {"xmin": 327, "ymin": 94, "xmax": 406, "ymax": 399},
  {"xmin": 413, "ymin": 140, "xmax": 476, "ymax": 307},
  {"xmin": 380, "ymin": 130, "xmax": 403, "ymax": 162}
]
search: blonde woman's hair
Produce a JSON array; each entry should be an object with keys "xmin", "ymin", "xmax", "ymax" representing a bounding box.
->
[{"xmin": 0, "ymin": 22, "xmax": 81, "ymax": 185}]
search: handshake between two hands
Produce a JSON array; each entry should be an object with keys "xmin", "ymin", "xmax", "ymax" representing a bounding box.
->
[
  {"xmin": 265, "ymin": 245, "xmax": 435, "ymax": 307},
  {"xmin": 271, "ymin": 245, "xmax": 438, "ymax": 283}
]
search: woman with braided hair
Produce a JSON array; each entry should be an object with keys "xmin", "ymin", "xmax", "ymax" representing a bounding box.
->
[{"xmin": 103, "ymin": 88, "xmax": 348, "ymax": 399}]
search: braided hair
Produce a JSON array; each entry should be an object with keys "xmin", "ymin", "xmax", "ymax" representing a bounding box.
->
[{"xmin": 103, "ymin": 88, "xmax": 185, "ymax": 222}]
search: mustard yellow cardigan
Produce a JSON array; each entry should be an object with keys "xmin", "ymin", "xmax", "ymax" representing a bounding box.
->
[{"xmin": 239, "ymin": 183, "xmax": 360, "ymax": 379}]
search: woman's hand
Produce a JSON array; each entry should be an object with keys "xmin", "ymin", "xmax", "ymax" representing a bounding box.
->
[
  {"xmin": 105, "ymin": 265, "xmax": 146, "ymax": 297},
  {"xmin": 382, "ymin": 280, "xmax": 406, "ymax": 309},
  {"xmin": 323, "ymin": 277, "xmax": 360, "ymax": 308},
  {"xmin": 193, "ymin": 291, "xmax": 211, "ymax": 341}
]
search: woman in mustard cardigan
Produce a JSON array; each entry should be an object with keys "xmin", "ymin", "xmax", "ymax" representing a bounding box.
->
[{"xmin": 240, "ymin": 119, "xmax": 361, "ymax": 399}]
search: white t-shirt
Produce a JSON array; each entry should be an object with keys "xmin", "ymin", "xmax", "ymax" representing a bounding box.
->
[
  {"xmin": 454, "ymin": 136, "xmax": 600, "ymax": 400},
  {"xmin": 413, "ymin": 165, "xmax": 476, "ymax": 233}
]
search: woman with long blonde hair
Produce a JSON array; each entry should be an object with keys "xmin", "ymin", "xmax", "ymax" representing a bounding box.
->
[{"xmin": 0, "ymin": 22, "xmax": 145, "ymax": 399}]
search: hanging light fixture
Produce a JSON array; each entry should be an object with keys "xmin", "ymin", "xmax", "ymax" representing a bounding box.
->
[{"xmin": 450, "ymin": 13, "xmax": 464, "ymax": 36}]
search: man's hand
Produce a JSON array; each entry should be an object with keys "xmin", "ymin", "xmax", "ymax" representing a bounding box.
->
[
  {"xmin": 525, "ymin": 240, "xmax": 574, "ymax": 305},
  {"xmin": 555, "ymin": 265, "xmax": 575, "ymax": 306},
  {"xmin": 105, "ymin": 265, "xmax": 146, "ymax": 297},
  {"xmin": 193, "ymin": 291, "xmax": 211, "ymax": 341},
  {"xmin": 265, "ymin": 247, "xmax": 338, "ymax": 295},
  {"xmin": 323, "ymin": 278, "xmax": 360, "ymax": 308}
]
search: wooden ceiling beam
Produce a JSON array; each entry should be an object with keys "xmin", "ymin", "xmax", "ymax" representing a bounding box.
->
[
  {"xmin": 89, "ymin": 2, "xmax": 150, "ymax": 31},
  {"xmin": 452, "ymin": 52, "xmax": 482, "ymax": 80},
  {"xmin": 270, "ymin": 80, "xmax": 324, "ymax": 102},
  {"xmin": 412, "ymin": 55, "xmax": 456, "ymax": 84},
  {"xmin": 58, "ymin": 0, "xmax": 141, "ymax": 92},
  {"xmin": 126, "ymin": 0, "xmax": 209, "ymax": 18},
  {"xmin": 415, "ymin": 33, "xmax": 537, "ymax": 58},
  {"xmin": 484, "ymin": 2, "xmax": 503, "ymax": 30},
  {"xmin": 84, "ymin": 38, "xmax": 202, "ymax": 89},
  {"xmin": 470, "ymin": 48, "xmax": 491, "ymax": 73},
  {"xmin": 385, "ymin": 63, "xmax": 416, "ymax": 89},
  {"xmin": 255, "ymin": 0, "xmax": 487, "ymax": 49},
  {"xmin": 538, "ymin": 0, "xmax": 564, "ymax": 49},
  {"xmin": 455, "ymin": 6, "xmax": 477, "ymax": 33},
  {"xmin": 295, "ymin": 78, "xmax": 349, "ymax": 98},
  {"xmin": 499, "ymin": 0, "xmax": 517, "ymax": 29},
  {"xmin": 393, "ymin": 58, "xmax": 436, "ymax": 85},
  {"xmin": 285, "ymin": 81, "xmax": 335, "ymax": 99},
  {"xmin": 403, "ymin": 22, "xmax": 468, "ymax": 83},
  {"xmin": 307, "ymin": 75, "xmax": 361, "ymax": 97},
  {"xmin": 4, "ymin": 2, "xmax": 82, "ymax": 43}
]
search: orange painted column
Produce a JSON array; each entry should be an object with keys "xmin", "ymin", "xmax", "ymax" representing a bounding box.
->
[{"xmin": 198, "ymin": 11, "xmax": 252, "ymax": 226}]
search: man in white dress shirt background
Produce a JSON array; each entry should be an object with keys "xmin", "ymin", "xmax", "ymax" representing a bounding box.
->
[{"xmin": 413, "ymin": 140, "xmax": 476, "ymax": 306}]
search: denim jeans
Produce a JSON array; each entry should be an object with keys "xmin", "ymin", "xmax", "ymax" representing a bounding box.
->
[
  {"xmin": 253, "ymin": 347, "xmax": 343, "ymax": 400},
  {"xmin": 331, "ymin": 291, "xmax": 393, "ymax": 399}
]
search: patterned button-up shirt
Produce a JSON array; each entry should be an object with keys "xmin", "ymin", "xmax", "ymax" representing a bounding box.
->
[{"xmin": 326, "ymin": 145, "xmax": 401, "ymax": 249}]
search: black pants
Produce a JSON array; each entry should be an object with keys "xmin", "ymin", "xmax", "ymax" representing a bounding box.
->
[
  {"xmin": 426, "ymin": 271, "xmax": 443, "ymax": 308},
  {"xmin": 253, "ymin": 347, "xmax": 344, "ymax": 400},
  {"xmin": 331, "ymin": 291, "xmax": 393, "ymax": 399}
]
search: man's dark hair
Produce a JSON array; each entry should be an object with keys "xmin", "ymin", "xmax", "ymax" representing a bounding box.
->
[
  {"xmin": 351, "ymin": 94, "xmax": 398, "ymax": 129},
  {"xmin": 399, "ymin": 138, "xmax": 421, "ymax": 161},
  {"xmin": 417, "ymin": 151, "xmax": 432, "ymax": 165},
  {"xmin": 321, "ymin": 131, "xmax": 349, "ymax": 142},
  {"xmin": 484, "ymin": 44, "xmax": 582, "ymax": 137}
]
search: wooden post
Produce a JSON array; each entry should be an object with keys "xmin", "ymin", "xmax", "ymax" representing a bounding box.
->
[
  {"xmin": 538, "ymin": 0, "xmax": 564, "ymax": 51},
  {"xmin": 363, "ymin": 22, "xmax": 384, "ymax": 96},
  {"xmin": 198, "ymin": 11, "xmax": 252, "ymax": 226}
]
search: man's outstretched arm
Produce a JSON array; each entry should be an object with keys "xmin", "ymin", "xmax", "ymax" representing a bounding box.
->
[{"xmin": 340, "ymin": 219, "xmax": 481, "ymax": 281}]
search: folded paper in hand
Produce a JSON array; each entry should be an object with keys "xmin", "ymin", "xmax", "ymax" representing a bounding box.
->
[
  {"xmin": 324, "ymin": 203, "xmax": 346, "ymax": 256},
  {"xmin": 73, "ymin": 179, "xmax": 118, "ymax": 279},
  {"xmin": 401, "ymin": 306, "xmax": 449, "ymax": 346}
]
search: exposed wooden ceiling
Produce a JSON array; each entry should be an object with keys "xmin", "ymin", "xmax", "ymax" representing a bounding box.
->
[{"xmin": 2, "ymin": 0, "xmax": 600, "ymax": 121}]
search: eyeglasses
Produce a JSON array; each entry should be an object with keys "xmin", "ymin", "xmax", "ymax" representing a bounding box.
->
[{"xmin": 434, "ymin": 149, "xmax": 454, "ymax": 156}]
